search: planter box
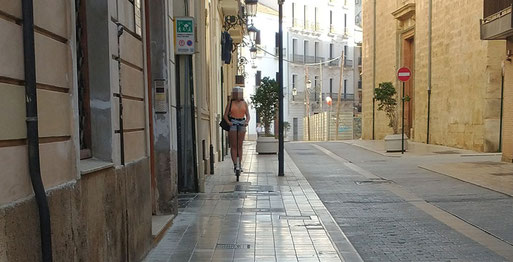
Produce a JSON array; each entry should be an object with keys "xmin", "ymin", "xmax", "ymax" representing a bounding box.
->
[
  {"xmin": 256, "ymin": 137, "xmax": 278, "ymax": 154},
  {"xmin": 384, "ymin": 134, "xmax": 408, "ymax": 152}
]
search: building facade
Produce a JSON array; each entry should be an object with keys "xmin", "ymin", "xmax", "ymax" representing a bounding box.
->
[
  {"xmin": 284, "ymin": 0, "xmax": 362, "ymax": 141},
  {"xmin": 480, "ymin": 0, "xmax": 513, "ymax": 162},
  {"xmin": 362, "ymin": 0, "xmax": 505, "ymax": 152},
  {"xmin": 0, "ymin": 0, "xmax": 244, "ymax": 260}
]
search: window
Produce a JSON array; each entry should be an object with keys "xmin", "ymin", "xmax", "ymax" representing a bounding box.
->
[
  {"xmin": 343, "ymin": 79, "xmax": 347, "ymax": 99},
  {"xmin": 304, "ymin": 40, "xmax": 309, "ymax": 62},
  {"xmin": 330, "ymin": 10, "xmax": 333, "ymax": 28},
  {"xmin": 314, "ymin": 42, "xmax": 319, "ymax": 62},
  {"xmin": 329, "ymin": 78, "xmax": 333, "ymax": 98},
  {"xmin": 329, "ymin": 43, "xmax": 334, "ymax": 59},
  {"xmin": 134, "ymin": 0, "xmax": 142, "ymax": 36},
  {"xmin": 256, "ymin": 71, "xmax": 262, "ymax": 86},
  {"xmin": 292, "ymin": 39, "xmax": 298, "ymax": 61},
  {"xmin": 292, "ymin": 74, "xmax": 297, "ymax": 101},
  {"xmin": 292, "ymin": 3, "xmax": 296, "ymax": 26},
  {"xmin": 77, "ymin": 0, "xmax": 91, "ymax": 159},
  {"xmin": 304, "ymin": 5, "xmax": 308, "ymax": 28},
  {"xmin": 344, "ymin": 13, "xmax": 347, "ymax": 28},
  {"xmin": 314, "ymin": 76, "xmax": 319, "ymax": 101},
  {"xmin": 314, "ymin": 7, "xmax": 318, "ymax": 30}
]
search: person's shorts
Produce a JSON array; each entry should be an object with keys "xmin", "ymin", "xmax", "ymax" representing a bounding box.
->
[{"xmin": 230, "ymin": 119, "xmax": 246, "ymax": 132}]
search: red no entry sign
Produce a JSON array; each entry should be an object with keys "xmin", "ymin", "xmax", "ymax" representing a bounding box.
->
[{"xmin": 398, "ymin": 67, "xmax": 411, "ymax": 82}]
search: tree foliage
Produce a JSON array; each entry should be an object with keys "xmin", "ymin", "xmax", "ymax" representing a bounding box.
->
[
  {"xmin": 374, "ymin": 82, "xmax": 399, "ymax": 134},
  {"xmin": 251, "ymin": 77, "xmax": 279, "ymax": 136}
]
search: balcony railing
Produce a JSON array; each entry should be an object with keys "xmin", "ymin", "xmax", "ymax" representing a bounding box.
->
[
  {"xmin": 344, "ymin": 59, "xmax": 353, "ymax": 67},
  {"xmin": 292, "ymin": 54, "xmax": 303, "ymax": 63},
  {"xmin": 481, "ymin": 1, "xmax": 513, "ymax": 40},
  {"xmin": 328, "ymin": 58, "xmax": 339, "ymax": 66}
]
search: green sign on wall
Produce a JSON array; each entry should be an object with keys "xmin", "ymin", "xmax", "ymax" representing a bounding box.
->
[{"xmin": 174, "ymin": 17, "xmax": 195, "ymax": 55}]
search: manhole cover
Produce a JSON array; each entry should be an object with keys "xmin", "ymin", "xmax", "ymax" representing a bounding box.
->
[
  {"xmin": 491, "ymin": 172, "xmax": 513, "ymax": 177},
  {"xmin": 216, "ymin": 244, "xmax": 251, "ymax": 249},
  {"xmin": 236, "ymin": 208, "xmax": 285, "ymax": 213},
  {"xmin": 355, "ymin": 179, "xmax": 393, "ymax": 185},
  {"xmin": 280, "ymin": 215, "xmax": 312, "ymax": 220}
]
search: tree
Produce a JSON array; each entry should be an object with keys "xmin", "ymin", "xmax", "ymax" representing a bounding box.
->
[
  {"xmin": 251, "ymin": 77, "xmax": 279, "ymax": 136},
  {"xmin": 375, "ymin": 82, "xmax": 399, "ymax": 134}
]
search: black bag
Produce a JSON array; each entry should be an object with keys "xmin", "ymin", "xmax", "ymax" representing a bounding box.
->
[{"xmin": 219, "ymin": 101, "xmax": 232, "ymax": 131}]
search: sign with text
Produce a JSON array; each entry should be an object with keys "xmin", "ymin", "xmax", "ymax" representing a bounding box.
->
[{"xmin": 174, "ymin": 17, "xmax": 195, "ymax": 55}]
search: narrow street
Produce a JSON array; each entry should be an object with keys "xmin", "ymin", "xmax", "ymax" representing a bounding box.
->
[
  {"xmin": 145, "ymin": 141, "xmax": 513, "ymax": 261},
  {"xmin": 287, "ymin": 142, "xmax": 513, "ymax": 261}
]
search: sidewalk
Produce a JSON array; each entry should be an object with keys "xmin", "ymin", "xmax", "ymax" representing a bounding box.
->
[
  {"xmin": 344, "ymin": 139, "xmax": 513, "ymax": 198},
  {"xmin": 144, "ymin": 142, "xmax": 361, "ymax": 262}
]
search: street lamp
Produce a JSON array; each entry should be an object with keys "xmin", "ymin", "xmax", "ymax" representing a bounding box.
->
[
  {"xmin": 245, "ymin": 0, "xmax": 259, "ymax": 17},
  {"xmin": 250, "ymin": 46, "xmax": 258, "ymax": 59},
  {"xmin": 248, "ymin": 24, "xmax": 258, "ymax": 42}
]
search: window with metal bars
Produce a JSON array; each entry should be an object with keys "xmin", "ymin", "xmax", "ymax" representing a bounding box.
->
[{"xmin": 76, "ymin": 0, "xmax": 92, "ymax": 159}]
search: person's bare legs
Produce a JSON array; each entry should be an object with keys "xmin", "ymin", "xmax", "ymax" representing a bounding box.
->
[
  {"xmin": 237, "ymin": 130, "xmax": 246, "ymax": 167},
  {"xmin": 229, "ymin": 130, "xmax": 237, "ymax": 167}
]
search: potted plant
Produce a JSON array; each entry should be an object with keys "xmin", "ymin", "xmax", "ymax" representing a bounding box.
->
[
  {"xmin": 251, "ymin": 77, "xmax": 279, "ymax": 154},
  {"xmin": 374, "ymin": 82, "xmax": 408, "ymax": 152}
]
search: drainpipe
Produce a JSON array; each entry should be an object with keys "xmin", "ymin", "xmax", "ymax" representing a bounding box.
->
[
  {"xmin": 116, "ymin": 23, "xmax": 125, "ymax": 165},
  {"xmin": 426, "ymin": 0, "xmax": 432, "ymax": 144},
  {"xmin": 22, "ymin": 0, "xmax": 53, "ymax": 261},
  {"xmin": 372, "ymin": 0, "xmax": 376, "ymax": 140},
  {"xmin": 500, "ymin": 57, "xmax": 509, "ymax": 152}
]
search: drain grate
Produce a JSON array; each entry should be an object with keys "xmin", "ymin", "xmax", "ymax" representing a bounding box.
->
[
  {"xmin": 355, "ymin": 179, "xmax": 393, "ymax": 185},
  {"xmin": 235, "ymin": 185, "xmax": 275, "ymax": 192},
  {"xmin": 297, "ymin": 223, "xmax": 324, "ymax": 230},
  {"xmin": 491, "ymin": 172, "xmax": 513, "ymax": 177},
  {"xmin": 216, "ymin": 244, "xmax": 251, "ymax": 249},
  {"xmin": 237, "ymin": 208, "xmax": 285, "ymax": 213},
  {"xmin": 434, "ymin": 150, "xmax": 461, "ymax": 155},
  {"xmin": 280, "ymin": 215, "xmax": 312, "ymax": 220}
]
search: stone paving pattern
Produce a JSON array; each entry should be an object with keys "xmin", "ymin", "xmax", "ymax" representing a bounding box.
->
[
  {"xmin": 287, "ymin": 142, "xmax": 512, "ymax": 262},
  {"xmin": 145, "ymin": 142, "xmax": 358, "ymax": 262}
]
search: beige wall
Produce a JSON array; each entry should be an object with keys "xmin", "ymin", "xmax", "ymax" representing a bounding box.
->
[
  {"xmin": 362, "ymin": 0, "xmax": 505, "ymax": 152},
  {"xmin": 0, "ymin": 0, "xmax": 76, "ymax": 205},
  {"xmin": 503, "ymin": 40, "xmax": 513, "ymax": 162}
]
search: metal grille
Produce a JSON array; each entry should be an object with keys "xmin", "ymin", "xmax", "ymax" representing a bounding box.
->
[
  {"xmin": 355, "ymin": 179, "xmax": 393, "ymax": 185},
  {"xmin": 280, "ymin": 215, "xmax": 312, "ymax": 220},
  {"xmin": 216, "ymin": 244, "xmax": 251, "ymax": 249}
]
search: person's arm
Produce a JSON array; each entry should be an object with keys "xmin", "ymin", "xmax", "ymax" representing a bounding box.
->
[
  {"xmin": 224, "ymin": 101, "xmax": 232, "ymax": 126},
  {"xmin": 244, "ymin": 101, "xmax": 250, "ymax": 126}
]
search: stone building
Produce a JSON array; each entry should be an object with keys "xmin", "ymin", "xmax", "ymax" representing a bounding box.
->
[
  {"xmin": 362, "ymin": 0, "xmax": 505, "ymax": 152},
  {"xmin": 480, "ymin": 0, "xmax": 513, "ymax": 162},
  {"xmin": 0, "ymin": 0, "xmax": 244, "ymax": 260}
]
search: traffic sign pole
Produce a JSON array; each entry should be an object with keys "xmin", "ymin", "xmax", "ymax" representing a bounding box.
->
[
  {"xmin": 402, "ymin": 82, "xmax": 405, "ymax": 154},
  {"xmin": 397, "ymin": 67, "xmax": 411, "ymax": 155}
]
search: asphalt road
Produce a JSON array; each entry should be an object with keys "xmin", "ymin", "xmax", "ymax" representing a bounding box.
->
[{"xmin": 286, "ymin": 142, "xmax": 513, "ymax": 262}]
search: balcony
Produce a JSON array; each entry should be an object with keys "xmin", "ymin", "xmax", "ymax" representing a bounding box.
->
[
  {"xmin": 480, "ymin": 0, "xmax": 513, "ymax": 40},
  {"xmin": 343, "ymin": 59, "xmax": 353, "ymax": 68},
  {"xmin": 291, "ymin": 55, "xmax": 316, "ymax": 64},
  {"xmin": 328, "ymin": 58, "xmax": 339, "ymax": 66}
]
